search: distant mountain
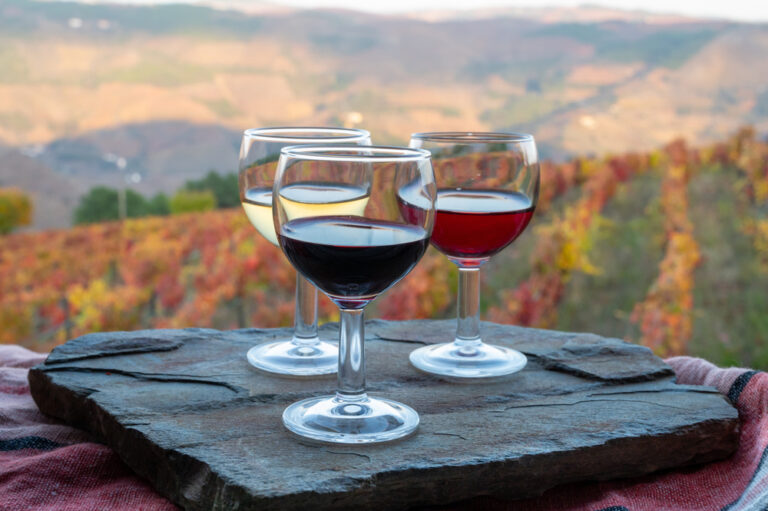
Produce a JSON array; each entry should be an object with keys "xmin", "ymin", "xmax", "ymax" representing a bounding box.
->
[
  {"xmin": 38, "ymin": 121, "xmax": 241, "ymax": 187},
  {"xmin": 0, "ymin": 145, "xmax": 80, "ymax": 230},
  {"xmin": 408, "ymin": 5, "xmax": 704, "ymax": 24},
  {"xmin": 0, "ymin": 121, "xmax": 241, "ymax": 229},
  {"xmin": 1, "ymin": 0, "xmax": 767, "ymax": 228}
]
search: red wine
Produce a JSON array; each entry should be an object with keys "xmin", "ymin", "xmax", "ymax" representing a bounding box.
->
[
  {"xmin": 430, "ymin": 189, "xmax": 534, "ymax": 259},
  {"xmin": 279, "ymin": 216, "xmax": 429, "ymax": 308},
  {"xmin": 396, "ymin": 178, "xmax": 433, "ymax": 227}
]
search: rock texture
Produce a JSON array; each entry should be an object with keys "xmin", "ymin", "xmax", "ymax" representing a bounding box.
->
[{"xmin": 29, "ymin": 320, "xmax": 739, "ymax": 511}]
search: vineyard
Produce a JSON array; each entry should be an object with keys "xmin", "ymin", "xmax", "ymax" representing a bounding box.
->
[{"xmin": 2, "ymin": 128, "xmax": 767, "ymax": 367}]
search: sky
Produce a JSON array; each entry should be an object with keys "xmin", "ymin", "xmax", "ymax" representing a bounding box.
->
[{"xmin": 266, "ymin": 0, "xmax": 768, "ymax": 22}]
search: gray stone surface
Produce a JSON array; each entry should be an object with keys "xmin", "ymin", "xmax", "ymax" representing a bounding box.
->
[{"xmin": 29, "ymin": 320, "xmax": 739, "ymax": 511}]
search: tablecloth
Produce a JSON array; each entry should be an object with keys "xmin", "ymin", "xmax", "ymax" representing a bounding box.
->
[{"xmin": 1, "ymin": 345, "xmax": 765, "ymax": 510}]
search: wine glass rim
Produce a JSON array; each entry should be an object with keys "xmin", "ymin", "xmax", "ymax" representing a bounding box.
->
[
  {"xmin": 242, "ymin": 126, "xmax": 371, "ymax": 143},
  {"xmin": 411, "ymin": 131, "xmax": 534, "ymax": 143},
  {"xmin": 281, "ymin": 144, "xmax": 432, "ymax": 162}
]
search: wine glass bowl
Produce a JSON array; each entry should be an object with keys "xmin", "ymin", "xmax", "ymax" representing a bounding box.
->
[
  {"xmin": 407, "ymin": 132, "xmax": 539, "ymax": 380},
  {"xmin": 274, "ymin": 145, "xmax": 435, "ymax": 444},
  {"xmin": 238, "ymin": 127, "xmax": 371, "ymax": 377}
]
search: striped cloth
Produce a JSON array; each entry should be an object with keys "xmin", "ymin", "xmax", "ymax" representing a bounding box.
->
[
  {"xmin": 0, "ymin": 345, "xmax": 177, "ymax": 511},
  {"xmin": 453, "ymin": 356, "xmax": 768, "ymax": 511},
  {"xmin": 1, "ymin": 346, "xmax": 766, "ymax": 510}
]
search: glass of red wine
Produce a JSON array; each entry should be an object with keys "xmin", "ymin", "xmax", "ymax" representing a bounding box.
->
[
  {"xmin": 238, "ymin": 127, "xmax": 371, "ymax": 377},
  {"xmin": 274, "ymin": 145, "xmax": 435, "ymax": 444},
  {"xmin": 407, "ymin": 132, "xmax": 539, "ymax": 379}
]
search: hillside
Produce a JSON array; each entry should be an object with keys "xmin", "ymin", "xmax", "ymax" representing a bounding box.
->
[
  {"xmin": 0, "ymin": 145, "xmax": 79, "ymax": 229},
  {"xmin": 3, "ymin": 1, "xmax": 768, "ymax": 227},
  {"xmin": 1, "ymin": 0, "xmax": 767, "ymax": 156},
  {"xmin": 3, "ymin": 130, "xmax": 767, "ymax": 368}
]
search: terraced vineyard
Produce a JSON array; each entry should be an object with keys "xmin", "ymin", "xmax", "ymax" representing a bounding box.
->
[{"xmin": 2, "ymin": 128, "xmax": 767, "ymax": 367}]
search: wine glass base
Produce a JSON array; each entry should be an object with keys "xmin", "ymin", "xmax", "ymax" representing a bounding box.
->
[
  {"xmin": 246, "ymin": 339, "xmax": 337, "ymax": 377},
  {"xmin": 409, "ymin": 342, "xmax": 527, "ymax": 380},
  {"xmin": 282, "ymin": 395, "xmax": 419, "ymax": 444}
]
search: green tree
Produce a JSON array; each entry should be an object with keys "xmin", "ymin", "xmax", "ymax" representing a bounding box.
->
[
  {"xmin": 74, "ymin": 187, "xmax": 118, "ymax": 224},
  {"xmin": 0, "ymin": 187, "xmax": 33, "ymax": 234},
  {"xmin": 184, "ymin": 171, "xmax": 239, "ymax": 208},
  {"xmin": 74, "ymin": 187, "xmax": 150, "ymax": 224},
  {"xmin": 124, "ymin": 189, "xmax": 150, "ymax": 218},
  {"xmin": 169, "ymin": 189, "xmax": 216, "ymax": 214},
  {"xmin": 146, "ymin": 193, "xmax": 171, "ymax": 216}
]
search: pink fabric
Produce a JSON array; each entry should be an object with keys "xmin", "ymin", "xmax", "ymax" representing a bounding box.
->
[
  {"xmin": 448, "ymin": 357, "xmax": 768, "ymax": 510},
  {"xmin": 0, "ymin": 345, "xmax": 177, "ymax": 511},
  {"xmin": 1, "ymin": 346, "xmax": 765, "ymax": 510},
  {"xmin": 666, "ymin": 355, "xmax": 751, "ymax": 397}
]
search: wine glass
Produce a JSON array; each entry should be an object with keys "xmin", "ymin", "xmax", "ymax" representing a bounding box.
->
[
  {"xmin": 238, "ymin": 127, "xmax": 371, "ymax": 376},
  {"xmin": 274, "ymin": 145, "xmax": 435, "ymax": 444},
  {"xmin": 407, "ymin": 132, "xmax": 539, "ymax": 379}
]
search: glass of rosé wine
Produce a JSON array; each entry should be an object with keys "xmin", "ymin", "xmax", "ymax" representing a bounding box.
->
[
  {"xmin": 238, "ymin": 127, "xmax": 371, "ymax": 377},
  {"xmin": 275, "ymin": 145, "xmax": 435, "ymax": 444},
  {"xmin": 405, "ymin": 132, "xmax": 539, "ymax": 380}
]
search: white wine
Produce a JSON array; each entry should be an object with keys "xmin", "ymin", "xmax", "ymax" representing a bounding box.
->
[
  {"xmin": 279, "ymin": 182, "xmax": 370, "ymax": 219},
  {"xmin": 242, "ymin": 183, "xmax": 370, "ymax": 246},
  {"xmin": 242, "ymin": 187, "xmax": 278, "ymax": 245}
]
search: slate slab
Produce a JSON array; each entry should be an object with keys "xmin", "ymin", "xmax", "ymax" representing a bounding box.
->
[{"xmin": 28, "ymin": 320, "xmax": 739, "ymax": 511}]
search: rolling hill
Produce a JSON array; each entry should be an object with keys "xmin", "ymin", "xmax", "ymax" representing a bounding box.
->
[{"xmin": 1, "ymin": 0, "xmax": 768, "ymax": 228}]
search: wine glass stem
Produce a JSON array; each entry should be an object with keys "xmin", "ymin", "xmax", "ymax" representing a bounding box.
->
[
  {"xmin": 293, "ymin": 273, "xmax": 319, "ymax": 346},
  {"xmin": 337, "ymin": 308, "xmax": 367, "ymax": 401},
  {"xmin": 456, "ymin": 267, "xmax": 482, "ymax": 349}
]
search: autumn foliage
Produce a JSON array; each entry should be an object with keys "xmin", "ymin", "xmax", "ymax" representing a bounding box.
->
[
  {"xmin": 0, "ymin": 187, "xmax": 33, "ymax": 234},
  {"xmin": 630, "ymin": 140, "xmax": 701, "ymax": 356},
  {"xmin": 0, "ymin": 208, "xmax": 453, "ymax": 351},
  {"xmin": 489, "ymin": 152, "xmax": 651, "ymax": 327},
  {"xmin": 490, "ymin": 129, "xmax": 767, "ymax": 357},
  {"xmin": 1, "ymin": 129, "xmax": 767, "ymax": 358}
]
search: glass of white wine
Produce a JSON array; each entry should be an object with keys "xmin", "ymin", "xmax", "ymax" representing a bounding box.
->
[{"xmin": 238, "ymin": 127, "xmax": 371, "ymax": 376}]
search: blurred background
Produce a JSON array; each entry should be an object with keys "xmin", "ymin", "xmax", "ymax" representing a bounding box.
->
[{"xmin": 0, "ymin": 0, "xmax": 766, "ymax": 368}]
